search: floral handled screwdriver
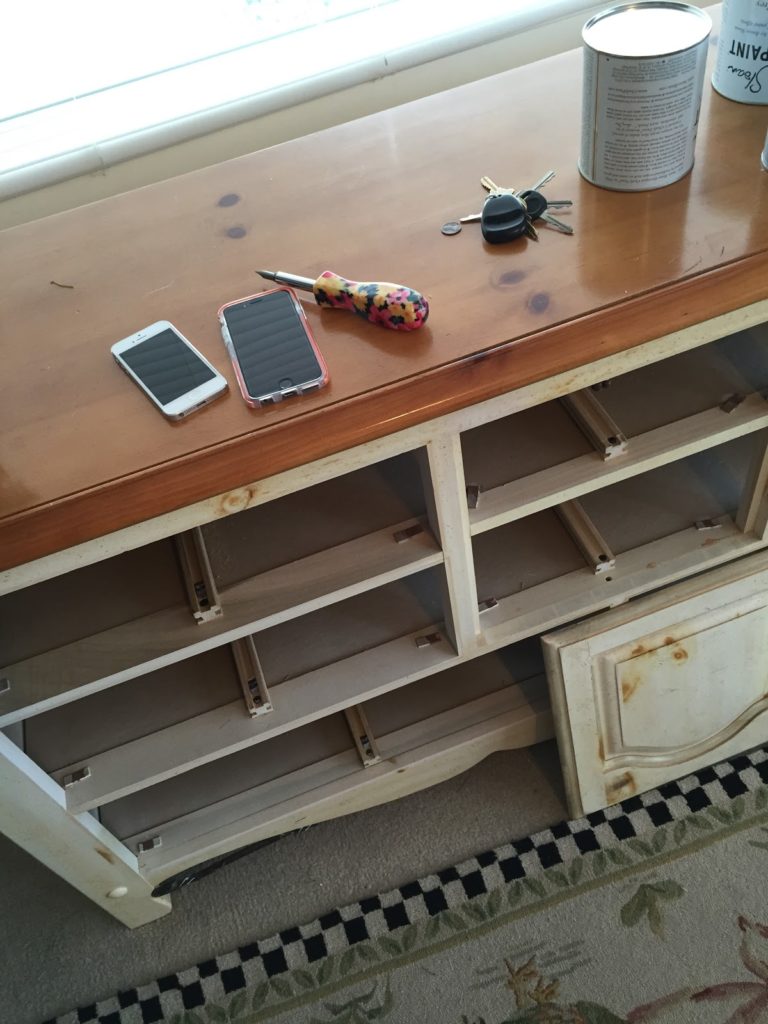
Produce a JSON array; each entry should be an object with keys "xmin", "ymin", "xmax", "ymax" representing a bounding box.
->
[{"xmin": 256, "ymin": 269, "xmax": 428, "ymax": 331}]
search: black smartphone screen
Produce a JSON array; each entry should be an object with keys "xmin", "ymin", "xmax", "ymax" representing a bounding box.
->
[
  {"xmin": 222, "ymin": 290, "xmax": 323, "ymax": 398},
  {"xmin": 121, "ymin": 329, "xmax": 215, "ymax": 405}
]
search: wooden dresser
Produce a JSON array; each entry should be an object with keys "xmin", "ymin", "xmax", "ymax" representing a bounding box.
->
[{"xmin": 2, "ymin": 11, "xmax": 768, "ymax": 926}]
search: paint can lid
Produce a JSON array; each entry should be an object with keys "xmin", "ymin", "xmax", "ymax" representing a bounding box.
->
[{"xmin": 583, "ymin": 2, "xmax": 711, "ymax": 58}]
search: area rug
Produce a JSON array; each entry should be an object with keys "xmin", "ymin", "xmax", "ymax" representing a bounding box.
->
[{"xmin": 50, "ymin": 747, "xmax": 768, "ymax": 1024}]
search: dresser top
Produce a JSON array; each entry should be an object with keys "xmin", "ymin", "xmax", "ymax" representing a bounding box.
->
[{"xmin": 2, "ymin": 10, "xmax": 768, "ymax": 569}]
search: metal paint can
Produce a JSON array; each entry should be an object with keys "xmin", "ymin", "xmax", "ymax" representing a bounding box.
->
[
  {"xmin": 579, "ymin": 2, "xmax": 712, "ymax": 191},
  {"xmin": 712, "ymin": 0, "xmax": 768, "ymax": 105},
  {"xmin": 763, "ymin": 128, "xmax": 768, "ymax": 168}
]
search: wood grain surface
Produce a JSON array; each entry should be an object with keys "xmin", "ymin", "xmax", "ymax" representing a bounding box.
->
[{"xmin": 2, "ymin": 9, "xmax": 768, "ymax": 568}]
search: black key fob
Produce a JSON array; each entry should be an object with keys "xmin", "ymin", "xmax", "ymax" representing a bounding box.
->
[
  {"xmin": 519, "ymin": 189, "xmax": 547, "ymax": 220},
  {"xmin": 481, "ymin": 194, "xmax": 527, "ymax": 244}
]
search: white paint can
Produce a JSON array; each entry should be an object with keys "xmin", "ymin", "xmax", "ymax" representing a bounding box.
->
[
  {"xmin": 712, "ymin": 0, "xmax": 768, "ymax": 104},
  {"xmin": 579, "ymin": 2, "xmax": 712, "ymax": 191}
]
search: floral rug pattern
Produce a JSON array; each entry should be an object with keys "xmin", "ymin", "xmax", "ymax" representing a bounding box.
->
[{"xmin": 193, "ymin": 789, "xmax": 768, "ymax": 1023}]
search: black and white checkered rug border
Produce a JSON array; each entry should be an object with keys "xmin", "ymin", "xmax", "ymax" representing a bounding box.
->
[{"xmin": 49, "ymin": 746, "xmax": 768, "ymax": 1024}]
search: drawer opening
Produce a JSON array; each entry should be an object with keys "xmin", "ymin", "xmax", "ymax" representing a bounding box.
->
[
  {"xmin": 462, "ymin": 401, "xmax": 594, "ymax": 498},
  {"xmin": 363, "ymin": 636, "xmax": 545, "ymax": 739},
  {"xmin": 474, "ymin": 510, "xmax": 587, "ymax": 605},
  {"xmin": 474, "ymin": 433, "xmax": 765, "ymax": 651},
  {"xmin": 579, "ymin": 434, "xmax": 755, "ymax": 554},
  {"xmin": 0, "ymin": 538, "xmax": 201, "ymax": 723},
  {"xmin": 104, "ymin": 713, "xmax": 355, "ymax": 855},
  {"xmin": 98, "ymin": 640, "xmax": 552, "ymax": 886},
  {"xmin": 255, "ymin": 566, "xmax": 449, "ymax": 683},
  {"xmin": 466, "ymin": 326, "xmax": 768, "ymax": 537},
  {"xmin": 201, "ymin": 450, "xmax": 429, "ymax": 589},
  {"xmin": 28, "ymin": 568, "xmax": 460, "ymax": 813},
  {"xmin": 24, "ymin": 645, "xmax": 245, "ymax": 777},
  {"xmin": 595, "ymin": 323, "xmax": 768, "ymax": 436},
  {"xmin": 0, "ymin": 538, "xmax": 187, "ymax": 668}
]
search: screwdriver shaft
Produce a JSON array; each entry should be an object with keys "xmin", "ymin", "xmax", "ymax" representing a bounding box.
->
[{"xmin": 256, "ymin": 270, "xmax": 316, "ymax": 291}]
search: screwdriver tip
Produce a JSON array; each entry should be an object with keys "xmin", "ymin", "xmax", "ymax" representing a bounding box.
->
[{"xmin": 255, "ymin": 269, "xmax": 276, "ymax": 281}]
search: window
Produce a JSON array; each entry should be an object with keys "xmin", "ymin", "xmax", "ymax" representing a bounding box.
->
[{"xmin": 1, "ymin": 0, "xmax": 596, "ymax": 197}]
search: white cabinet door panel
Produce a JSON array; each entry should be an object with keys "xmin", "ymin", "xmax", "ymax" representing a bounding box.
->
[
  {"xmin": 543, "ymin": 551, "xmax": 768, "ymax": 816},
  {"xmin": 603, "ymin": 604, "xmax": 768, "ymax": 753}
]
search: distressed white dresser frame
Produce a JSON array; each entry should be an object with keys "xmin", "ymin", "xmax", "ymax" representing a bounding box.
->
[{"xmin": 2, "ymin": 297, "xmax": 768, "ymax": 927}]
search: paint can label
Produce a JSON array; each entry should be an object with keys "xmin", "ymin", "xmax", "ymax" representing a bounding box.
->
[
  {"xmin": 580, "ymin": 41, "xmax": 709, "ymax": 190},
  {"xmin": 713, "ymin": 0, "xmax": 768, "ymax": 104}
]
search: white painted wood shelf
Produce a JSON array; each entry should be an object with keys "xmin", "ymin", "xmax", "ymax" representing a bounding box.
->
[{"xmin": 5, "ymin": 316, "xmax": 768, "ymax": 925}]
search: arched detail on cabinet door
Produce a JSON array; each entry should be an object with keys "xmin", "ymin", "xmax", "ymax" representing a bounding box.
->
[{"xmin": 604, "ymin": 694, "xmax": 768, "ymax": 771}]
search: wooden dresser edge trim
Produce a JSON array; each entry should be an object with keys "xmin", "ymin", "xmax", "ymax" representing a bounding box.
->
[{"xmin": 3, "ymin": 251, "xmax": 768, "ymax": 570}]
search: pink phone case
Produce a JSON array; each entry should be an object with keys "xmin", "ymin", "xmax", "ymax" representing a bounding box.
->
[{"xmin": 218, "ymin": 287, "xmax": 328, "ymax": 407}]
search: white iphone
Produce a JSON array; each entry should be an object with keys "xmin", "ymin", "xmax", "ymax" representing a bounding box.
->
[{"xmin": 111, "ymin": 320, "xmax": 228, "ymax": 419}]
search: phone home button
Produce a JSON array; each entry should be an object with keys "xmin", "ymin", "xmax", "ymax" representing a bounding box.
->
[{"xmin": 279, "ymin": 378, "xmax": 295, "ymax": 390}]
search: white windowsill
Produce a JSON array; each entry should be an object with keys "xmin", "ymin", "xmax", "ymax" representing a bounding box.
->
[{"xmin": 0, "ymin": 0, "xmax": 598, "ymax": 202}]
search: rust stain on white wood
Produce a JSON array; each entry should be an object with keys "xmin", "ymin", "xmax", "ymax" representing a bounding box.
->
[
  {"xmin": 621, "ymin": 673, "xmax": 642, "ymax": 703},
  {"xmin": 606, "ymin": 771, "xmax": 636, "ymax": 802}
]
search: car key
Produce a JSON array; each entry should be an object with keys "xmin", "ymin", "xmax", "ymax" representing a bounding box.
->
[
  {"xmin": 443, "ymin": 170, "xmax": 568, "ymax": 243},
  {"xmin": 520, "ymin": 190, "xmax": 574, "ymax": 234},
  {"xmin": 480, "ymin": 192, "xmax": 529, "ymax": 244},
  {"xmin": 480, "ymin": 177, "xmax": 537, "ymax": 242}
]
